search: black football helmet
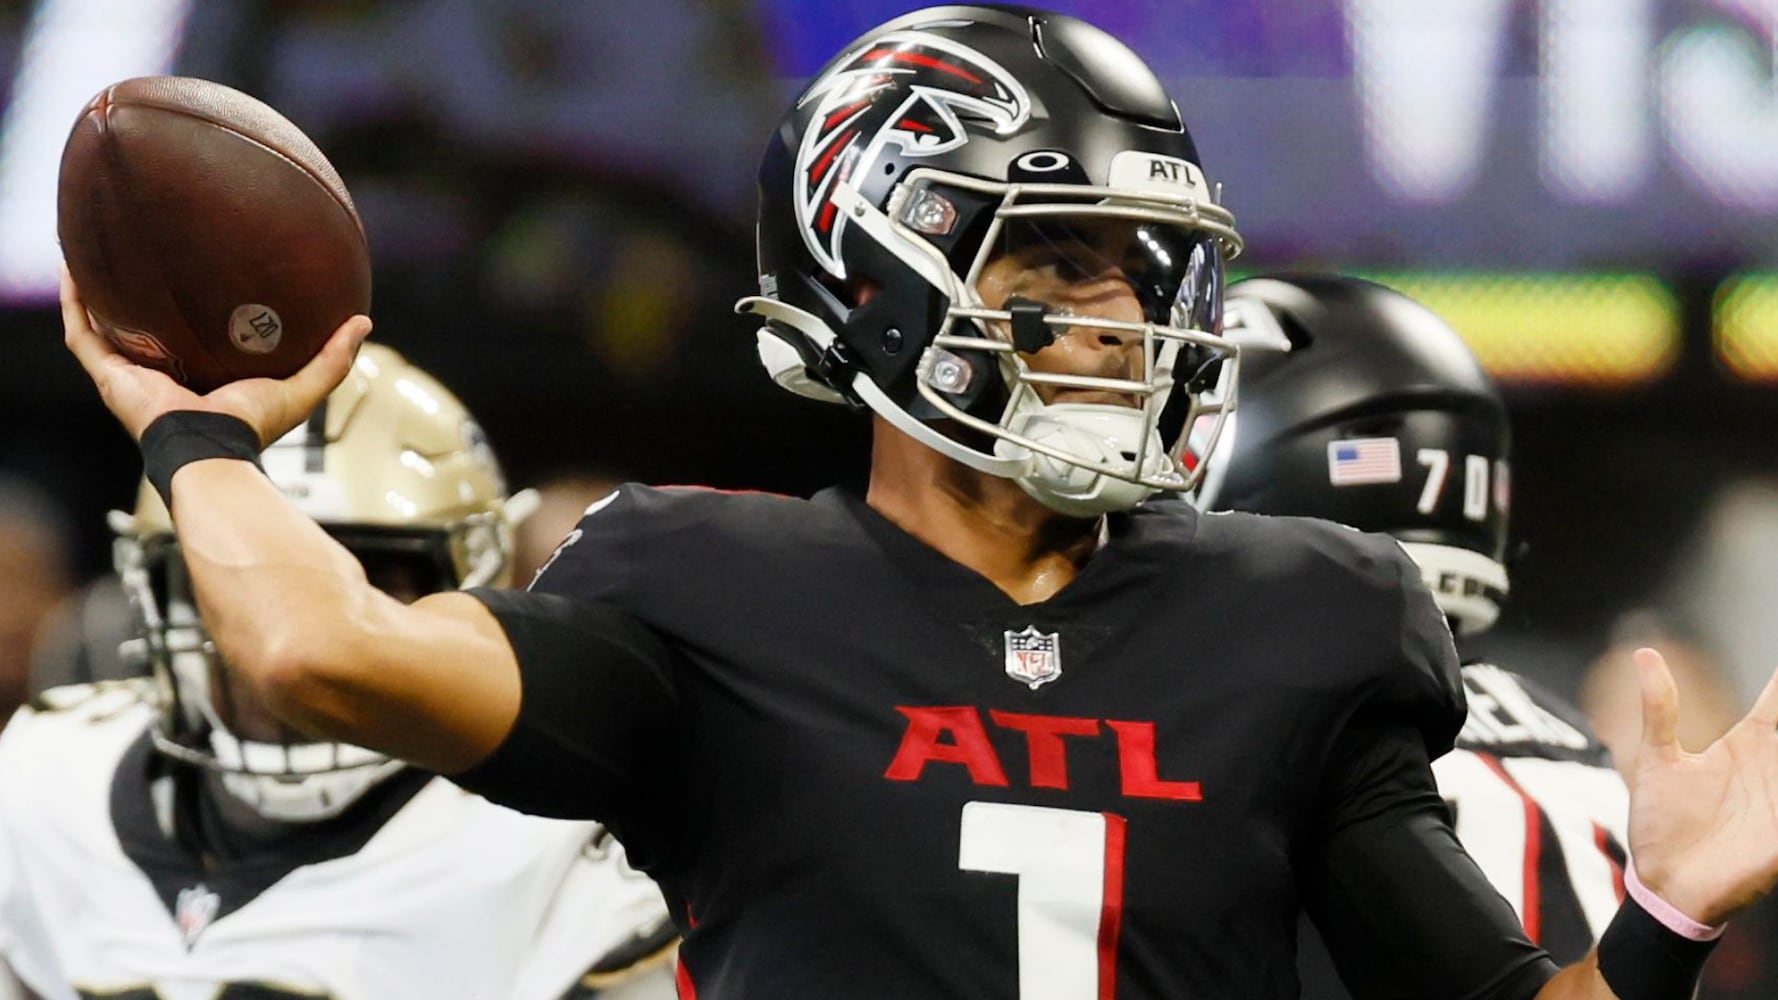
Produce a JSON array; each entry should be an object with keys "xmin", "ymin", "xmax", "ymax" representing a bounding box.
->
[
  {"xmin": 738, "ymin": 4, "xmax": 1244, "ymax": 516},
  {"xmin": 1196, "ymin": 274, "xmax": 1511, "ymax": 634}
]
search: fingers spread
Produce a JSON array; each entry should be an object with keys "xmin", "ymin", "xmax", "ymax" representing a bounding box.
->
[{"xmin": 1637, "ymin": 646, "xmax": 1683, "ymax": 763}]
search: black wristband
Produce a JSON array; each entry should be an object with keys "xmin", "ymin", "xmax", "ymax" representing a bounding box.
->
[
  {"xmin": 140, "ymin": 410, "xmax": 264, "ymax": 509},
  {"xmin": 1597, "ymin": 894, "xmax": 1719, "ymax": 1000}
]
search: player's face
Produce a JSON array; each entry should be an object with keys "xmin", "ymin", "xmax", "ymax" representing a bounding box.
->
[{"xmin": 976, "ymin": 217, "xmax": 1208, "ymax": 408}]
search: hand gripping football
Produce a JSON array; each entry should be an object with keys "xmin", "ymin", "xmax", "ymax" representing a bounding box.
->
[{"xmin": 57, "ymin": 76, "xmax": 371, "ymax": 393}]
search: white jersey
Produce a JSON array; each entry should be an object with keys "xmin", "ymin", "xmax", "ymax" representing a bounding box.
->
[
  {"xmin": 0, "ymin": 682, "xmax": 677, "ymax": 1000},
  {"xmin": 1431, "ymin": 663, "xmax": 1631, "ymax": 964}
]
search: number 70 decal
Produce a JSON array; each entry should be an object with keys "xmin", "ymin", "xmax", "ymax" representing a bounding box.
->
[
  {"xmin": 958, "ymin": 802, "xmax": 1127, "ymax": 1000},
  {"xmin": 1416, "ymin": 449, "xmax": 1506, "ymax": 521}
]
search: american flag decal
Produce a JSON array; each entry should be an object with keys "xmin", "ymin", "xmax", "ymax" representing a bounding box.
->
[{"xmin": 1327, "ymin": 438, "xmax": 1402, "ymax": 485}]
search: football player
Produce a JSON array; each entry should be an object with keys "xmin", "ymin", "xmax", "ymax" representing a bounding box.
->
[
  {"xmin": 1195, "ymin": 273, "xmax": 1631, "ymax": 994},
  {"xmin": 59, "ymin": 6, "xmax": 1778, "ymax": 999},
  {"xmin": 0, "ymin": 345, "xmax": 675, "ymax": 999}
]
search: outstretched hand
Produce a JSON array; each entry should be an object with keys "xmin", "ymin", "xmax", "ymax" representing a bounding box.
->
[
  {"xmin": 1627, "ymin": 646, "xmax": 1778, "ymax": 926},
  {"xmin": 60, "ymin": 266, "xmax": 371, "ymax": 446}
]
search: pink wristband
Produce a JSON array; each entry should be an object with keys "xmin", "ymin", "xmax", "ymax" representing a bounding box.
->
[{"xmin": 1625, "ymin": 864, "xmax": 1727, "ymax": 941}]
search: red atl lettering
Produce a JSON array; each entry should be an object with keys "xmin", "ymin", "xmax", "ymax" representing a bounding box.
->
[
  {"xmin": 885, "ymin": 706, "xmax": 1204, "ymax": 802},
  {"xmin": 884, "ymin": 706, "xmax": 1009, "ymax": 786},
  {"xmin": 989, "ymin": 710, "xmax": 1100, "ymax": 789},
  {"xmin": 1105, "ymin": 720, "xmax": 1202, "ymax": 802}
]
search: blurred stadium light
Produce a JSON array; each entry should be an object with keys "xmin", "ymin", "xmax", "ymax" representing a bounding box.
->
[
  {"xmin": 1365, "ymin": 272, "xmax": 1682, "ymax": 387},
  {"xmin": 0, "ymin": 0, "xmax": 190, "ymax": 304},
  {"xmin": 1714, "ymin": 273, "xmax": 1778, "ymax": 382}
]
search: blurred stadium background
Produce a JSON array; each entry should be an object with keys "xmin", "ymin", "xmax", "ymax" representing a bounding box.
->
[
  {"xmin": 2, "ymin": 1, "xmax": 1778, "ymax": 988},
  {"xmin": 7, "ymin": 0, "xmax": 1778, "ymax": 732}
]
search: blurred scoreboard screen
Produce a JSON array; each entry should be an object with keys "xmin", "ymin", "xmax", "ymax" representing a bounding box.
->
[{"xmin": 760, "ymin": 0, "xmax": 1778, "ymax": 269}]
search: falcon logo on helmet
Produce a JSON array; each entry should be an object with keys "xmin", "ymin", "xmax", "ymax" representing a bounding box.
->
[{"xmin": 795, "ymin": 31, "xmax": 1031, "ymax": 278}]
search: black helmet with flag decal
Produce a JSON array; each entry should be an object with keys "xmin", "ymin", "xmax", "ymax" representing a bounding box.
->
[
  {"xmin": 739, "ymin": 4, "xmax": 1244, "ymax": 517},
  {"xmin": 1195, "ymin": 274, "xmax": 1512, "ymax": 634}
]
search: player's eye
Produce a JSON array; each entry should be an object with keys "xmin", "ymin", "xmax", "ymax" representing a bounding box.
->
[
  {"xmin": 1002, "ymin": 220, "xmax": 1129, "ymax": 284},
  {"xmin": 1033, "ymin": 246, "xmax": 1098, "ymax": 281}
]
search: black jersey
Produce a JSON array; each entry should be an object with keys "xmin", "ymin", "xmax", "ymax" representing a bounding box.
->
[
  {"xmin": 457, "ymin": 486, "xmax": 1559, "ymax": 999},
  {"xmin": 1298, "ymin": 664, "xmax": 1629, "ymax": 1000}
]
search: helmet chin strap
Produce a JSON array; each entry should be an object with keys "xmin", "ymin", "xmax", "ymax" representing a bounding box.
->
[
  {"xmin": 996, "ymin": 403, "xmax": 1167, "ymax": 518},
  {"xmin": 1395, "ymin": 541, "xmax": 1509, "ymax": 636}
]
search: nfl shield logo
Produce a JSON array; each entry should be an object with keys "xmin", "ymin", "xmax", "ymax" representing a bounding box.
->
[
  {"xmin": 175, "ymin": 884, "xmax": 220, "ymax": 947},
  {"xmin": 1003, "ymin": 626, "xmax": 1062, "ymax": 690}
]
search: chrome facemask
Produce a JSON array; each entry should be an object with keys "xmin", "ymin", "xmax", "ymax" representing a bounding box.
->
[{"xmin": 903, "ymin": 172, "xmax": 1239, "ymax": 514}]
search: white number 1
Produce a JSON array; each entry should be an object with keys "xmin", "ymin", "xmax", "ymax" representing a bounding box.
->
[{"xmin": 958, "ymin": 802, "xmax": 1127, "ymax": 1000}]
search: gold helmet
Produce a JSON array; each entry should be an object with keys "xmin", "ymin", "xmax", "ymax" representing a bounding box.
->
[{"xmin": 112, "ymin": 344, "xmax": 533, "ymax": 821}]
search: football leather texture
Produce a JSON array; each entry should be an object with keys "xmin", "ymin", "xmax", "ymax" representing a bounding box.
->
[{"xmin": 57, "ymin": 76, "xmax": 371, "ymax": 393}]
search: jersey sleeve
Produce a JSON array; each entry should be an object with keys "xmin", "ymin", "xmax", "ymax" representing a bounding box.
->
[
  {"xmin": 451, "ymin": 589, "xmax": 681, "ymax": 826},
  {"xmin": 1300, "ymin": 720, "xmax": 1560, "ymax": 1000},
  {"xmin": 1365, "ymin": 536, "xmax": 1468, "ymax": 759}
]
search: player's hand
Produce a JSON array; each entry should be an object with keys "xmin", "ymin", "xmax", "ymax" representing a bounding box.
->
[
  {"xmin": 60, "ymin": 266, "xmax": 371, "ymax": 446},
  {"xmin": 1626, "ymin": 646, "xmax": 1778, "ymax": 925}
]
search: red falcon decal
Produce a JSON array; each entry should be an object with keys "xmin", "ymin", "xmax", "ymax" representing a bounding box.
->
[{"xmin": 794, "ymin": 30, "xmax": 1031, "ymax": 277}]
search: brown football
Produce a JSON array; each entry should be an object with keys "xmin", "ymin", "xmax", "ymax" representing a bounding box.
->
[{"xmin": 57, "ymin": 76, "xmax": 371, "ymax": 393}]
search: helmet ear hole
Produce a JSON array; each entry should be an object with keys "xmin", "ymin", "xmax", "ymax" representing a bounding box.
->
[
  {"xmin": 841, "ymin": 276, "xmax": 880, "ymax": 309},
  {"xmin": 1276, "ymin": 312, "xmax": 1315, "ymax": 351}
]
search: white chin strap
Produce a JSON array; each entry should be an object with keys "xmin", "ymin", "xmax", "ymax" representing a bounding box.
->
[
  {"xmin": 1396, "ymin": 541, "xmax": 1509, "ymax": 636},
  {"xmin": 995, "ymin": 403, "xmax": 1168, "ymax": 518}
]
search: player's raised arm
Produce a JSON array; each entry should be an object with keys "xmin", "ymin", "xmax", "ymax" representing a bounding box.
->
[{"xmin": 61, "ymin": 271, "xmax": 514, "ymax": 773}]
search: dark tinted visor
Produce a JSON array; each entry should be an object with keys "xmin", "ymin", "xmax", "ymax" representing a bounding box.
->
[{"xmin": 991, "ymin": 216, "xmax": 1225, "ymax": 330}]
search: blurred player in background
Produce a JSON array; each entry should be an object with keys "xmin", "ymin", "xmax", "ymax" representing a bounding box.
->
[
  {"xmin": 1197, "ymin": 274, "xmax": 1630, "ymax": 995},
  {"xmin": 26, "ymin": 572, "xmax": 134, "ymax": 695},
  {"xmin": 0, "ymin": 478, "xmax": 74, "ymax": 723},
  {"xmin": 0, "ymin": 345, "xmax": 674, "ymax": 1000}
]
